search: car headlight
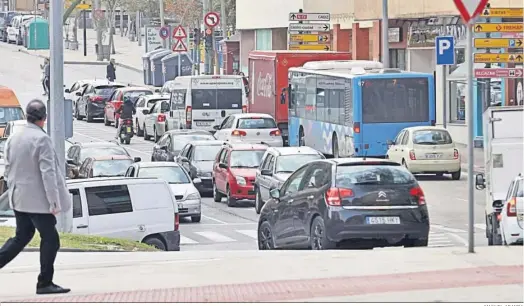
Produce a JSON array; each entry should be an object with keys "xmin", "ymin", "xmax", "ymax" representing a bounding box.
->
[
  {"xmin": 185, "ymin": 193, "xmax": 201, "ymax": 201},
  {"xmin": 235, "ymin": 176, "xmax": 247, "ymax": 186}
]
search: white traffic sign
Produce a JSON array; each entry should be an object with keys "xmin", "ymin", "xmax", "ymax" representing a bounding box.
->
[
  {"xmin": 204, "ymin": 12, "xmax": 220, "ymax": 27},
  {"xmin": 289, "ymin": 23, "xmax": 330, "ymax": 32},
  {"xmin": 289, "ymin": 12, "xmax": 330, "ymax": 22},
  {"xmin": 172, "ymin": 25, "xmax": 187, "ymax": 39},
  {"xmin": 452, "ymin": 0, "xmax": 489, "ymax": 23},
  {"xmin": 172, "ymin": 39, "xmax": 187, "ymax": 52}
]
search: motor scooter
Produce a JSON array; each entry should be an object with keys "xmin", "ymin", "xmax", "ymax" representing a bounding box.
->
[{"xmin": 119, "ymin": 119, "xmax": 134, "ymax": 144}]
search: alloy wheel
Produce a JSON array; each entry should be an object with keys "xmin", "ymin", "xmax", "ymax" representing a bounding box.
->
[
  {"xmin": 312, "ymin": 223, "xmax": 324, "ymax": 250},
  {"xmin": 258, "ymin": 224, "xmax": 274, "ymax": 250}
]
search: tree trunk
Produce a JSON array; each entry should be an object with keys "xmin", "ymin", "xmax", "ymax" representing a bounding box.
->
[
  {"xmin": 109, "ymin": 9, "xmax": 116, "ymax": 54},
  {"xmin": 63, "ymin": 0, "xmax": 84, "ymax": 24},
  {"xmin": 72, "ymin": 14, "xmax": 80, "ymax": 42}
]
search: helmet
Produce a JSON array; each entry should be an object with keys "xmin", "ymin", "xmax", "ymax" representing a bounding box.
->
[{"xmin": 123, "ymin": 96, "xmax": 131, "ymax": 103}]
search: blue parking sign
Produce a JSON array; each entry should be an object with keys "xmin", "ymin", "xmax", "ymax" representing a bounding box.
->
[{"xmin": 435, "ymin": 36, "xmax": 455, "ymax": 65}]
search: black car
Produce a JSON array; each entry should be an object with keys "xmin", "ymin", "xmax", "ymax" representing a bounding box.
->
[
  {"xmin": 151, "ymin": 130, "xmax": 216, "ymax": 162},
  {"xmin": 177, "ymin": 140, "xmax": 224, "ymax": 194},
  {"xmin": 257, "ymin": 158, "xmax": 430, "ymax": 250},
  {"xmin": 73, "ymin": 81, "xmax": 125, "ymax": 122},
  {"xmin": 66, "ymin": 141, "xmax": 140, "ymax": 178}
]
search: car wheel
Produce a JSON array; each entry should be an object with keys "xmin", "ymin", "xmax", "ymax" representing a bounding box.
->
[
  {"xmin": 451, "ymin": 170, "xmax": 461, "ymax": 180},
  {"xmin": 86, "ymin": 109, "xmax": 93, "ymax": 122},
  {"xmin": 404, "ymin": 237, "xmax": 428, "ymax": 247},
  {"xmin": 114, "ymin": 116, "xmax": 119, "ymax": 129},
  {"xmin": 191, "ymin": 215, "xmax": 201, "ymax": 223},
  {"xmin": 255, "ymin": 187, "xmax": 263, "ymax": 214},
  {"xmin": 310, "ymin": 216, "xmax": 336, "ymax": 250},
  {"xmin": 226, "ymin": 185, "xmax": 236, "ymax": 207},
  {"xmin": 125, "ymin": 139, "xmax": 131, "ymax": 145},
  {"xmin": 143, "ymin": 124, "xmax": 151, "ymax": 141},
  {"xmin": 103, "ymin": 113, "xmax": 110, "ymax": 126},
  {"xmin": 77, "ymin": 106, "xmax": 85, "ymax": 120},
  {"xmin": 213, "ymin": 181, "xmax": 223, "ymax": 202},
  {"xmin": 402, "ymin": 159, "xmax": 410, "ymax": 172},
  {"xmin": 258, "ymin": 220, "xmax": 275, "ymax": 250},
  {"xmin": 154, "ymin": 127, "xmax": 160, "ymax": 142},
  {"xmin": 136, "ymin": 119, "xmax": 143, "ymax": 136},
  {"xmin": 143, "ymin": 237, "xmax": 166, "ymax": 251},
  {"xmin": 490, "ymin": 215, "xmax": 503, "ymax": 245}
]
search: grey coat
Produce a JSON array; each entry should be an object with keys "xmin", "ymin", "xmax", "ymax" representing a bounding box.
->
[{"xmin": 4, "ymin": 123, "xmax": 71, "ymax": 214}]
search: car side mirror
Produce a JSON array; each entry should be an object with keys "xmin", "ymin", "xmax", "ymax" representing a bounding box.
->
[
  {"xmin": 261, "ymin": 169, "xmax": 272, "ymax": 176},
  {"xmin": 134, "ymin": 157, "xmax": 141, "ymax": 162},
  {"xmin": 179, "ymin": 157, "xmax": 189, "ymax": 163},
  {"xmin": 64, "ymin": 89, "xmax": 70, "ymax": 93},
  {"xmin": 75, "ymin": 92, "xmax": 81, "ymax": 96},
  {"xmin": 72, "ymin": 168, "xmax": 80, "ymax": 179},
  {"xmin": 475, "ymin": 173, "xmax": 486, "ymax": 190},
  {"xmin": 269, "ymin": 188, "xmax": 280, "ymax": 200},
  {"xmin": 66, "ymin": 159, "xmax": 75, "ymax": 165},
  {"xmin": 218, "ymin": 163, "xmax": 227, "ymax": 169},
  {"xmin": 212, "ymin": 125, "xmax": 220, "ymax": 130},
  {"xmin": 193, "ymin": 177, "xmax": 202, "ymax": 184},
  {"xmin": 155, "ymin": 89, "xmax": 160, "ymax": 93},
  {"xmin": 142, "ymin": 109, "xmax": 149, "ymax": 115},
  {"xmin": 159, "ymin": 145, "xmax": 168, "ymax": 150},
  {"xmin": 387, "ymin": 140, "xmax": 395, "ymax": 145}
]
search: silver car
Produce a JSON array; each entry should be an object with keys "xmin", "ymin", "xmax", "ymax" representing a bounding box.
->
[
  {"xmin": 142, "ymin": 100, "xmax": 172, "ymax": 142},
  {"xmin": 254, "ymin": 146, "xmax": 325, "ymax": 214}
]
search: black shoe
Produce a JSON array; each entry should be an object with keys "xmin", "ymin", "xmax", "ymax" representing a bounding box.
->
[{"xmin": 36, "ymin": 283, "xmax": 71, "ymax": 295}]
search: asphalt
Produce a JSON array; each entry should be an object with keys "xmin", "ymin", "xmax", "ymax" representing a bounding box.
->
[{"xmin": 0, "ymin": 42, "xmax": 491, "ymax": 252}]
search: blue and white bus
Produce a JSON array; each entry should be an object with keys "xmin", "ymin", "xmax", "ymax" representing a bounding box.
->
[{"xmin": 287, "ymin": 60, "xmax": 435, "ymax": 157}]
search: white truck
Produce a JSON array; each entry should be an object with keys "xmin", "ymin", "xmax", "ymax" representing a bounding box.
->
[{"xmin": 475, "ymin": 105, "xmax": 523, "ymax": 245}]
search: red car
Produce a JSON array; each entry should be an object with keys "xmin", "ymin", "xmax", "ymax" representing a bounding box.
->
[
  {"xmin": 104, "ymin": 87, "xmax": 153, "ymax": 128},
  {"xmin": 212, "ymin": 142, "xmax": 268, "ymax": 207}
]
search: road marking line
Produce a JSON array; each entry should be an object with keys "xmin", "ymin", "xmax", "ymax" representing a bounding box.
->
[
  {"xmin": 236, "ymin": 229, "xmax": 258, "ymax": 239},
  {"xmin": 194, "ymin": 231, "xmax": 236, "ymax": 242},
  {"xmin": 201, "ymin": 214, "xmax": 228, "ymax": 225},
  {"xmin": 429, "ymin": 243, "xmax": 456, "ymax": 247},
  {"xmin": 179, "ymin": 235, "xmax": 199, "ymax": 245},
  {"xmin": 448, "ymin": 232, "xmax": 468, "ymax": 247},
  {"xmin": 474, "ymin": 223, "xmax": 487, "ymax": 230},
  {"xmin": 430, "ymin": 224, "xmax": 467, "ymax": 233},
  {"xmin": 456, "ymin": 198, "xmax": 467, "ymax": 201}
]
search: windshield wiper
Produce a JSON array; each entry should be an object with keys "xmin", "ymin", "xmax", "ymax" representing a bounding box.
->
[
  {"xmin": 353, "ymin": 181, "xmax": 382, "ymax": 185},
  {"xmin": 276, "ymin": 170, "xmax": 294, "ymax": 173},
  {"xmin": 416, "ymin": 141, "xmax": 438, "ymax": 145}
]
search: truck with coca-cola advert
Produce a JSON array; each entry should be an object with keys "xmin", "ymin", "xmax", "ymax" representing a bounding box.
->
[{"xmin": 248, "ymin": 50, "xmax": 351, "ymax": 145}]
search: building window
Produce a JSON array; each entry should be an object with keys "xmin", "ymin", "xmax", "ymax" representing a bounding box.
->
[
  {"xmin": 449, "ymin": 81, "xmax": 466, "ymax": 123},
  {"xmin": 255, "ymin": 29, "xmax": 272, "ymax": 50},
  {"xmin": 389, "ymin": 49, "xmax": 406, "ymax": 70}
]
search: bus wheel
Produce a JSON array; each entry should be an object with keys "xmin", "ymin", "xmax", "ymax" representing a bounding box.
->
[
  {"xmin": 332, "ymin": 134, "xmax": 339, "ymax": 158},
  {"xmin": 299, "ymin": 127, "xmax": 305, "ymax": 146}
]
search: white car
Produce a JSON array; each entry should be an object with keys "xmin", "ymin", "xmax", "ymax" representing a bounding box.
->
[
  {"xmin": 386, "ymin": 126, "xmax": 461, "ymax": 180},
  {"xmin": 213, "ymin": 113, "xmax": 283, "ymax": 147},
  {"xmin": 498, "ymin": 174, "xmax": 524, "ymax": 245},
  {"xmin": 134, "ymin": 94, "xmax": 169, "ymax": 137},
  {"xmin": 64, "ymin": 80, "xmax": 92, "ymax": 111},
  {"xmin": 6, "ymin": 15, "xmax": 35, "ymax": 44},
  {"xmin": 125, "ymin": 162, "xmax": 202, "ymax": 222}
]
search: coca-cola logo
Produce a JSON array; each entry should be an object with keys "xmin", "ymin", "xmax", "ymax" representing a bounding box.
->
[{"xmin": 256, "ymin": 72, "xmax": 273, "ymax": 98}]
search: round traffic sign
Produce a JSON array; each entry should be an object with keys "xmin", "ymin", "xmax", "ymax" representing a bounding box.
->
[
  {"xmin": 94, "ymin": 9, "xmax": 104, "ymax": 20},
  {"xmin": 204, "ymin": 12, "xmax": 220, "ymax": 28},
  {"xmin": 159, "ymin": 26, "xmax": 169, "ymax": 39}
]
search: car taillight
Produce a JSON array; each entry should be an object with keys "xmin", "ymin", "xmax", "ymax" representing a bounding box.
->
[
  {"xmin": 90, "ymin": 96, "xmax": 104, "ymax": 102},
  {"xmin": 125, "ymin": 119, "xmax": 132, "ymax": 124},
  {"xmin": 353, "ymin": 122, "xmax": 360, "ymax": 133},
  {"xmin": 410, "ymin": 186, "xmax": 426, "ymax": 206},
  {"xmin": 186, "ymin": 106, "xmax": 192, "ymax": 122},
  {"xmin": 157, "ymin": 114, "xmax": 166, "ymax": 122},
  {"xmin": 409, "ymin": 150, "xmax": 416, "ymax": 160},
  {"xmin": 242, "ymin": 105, "xmax": 247, "ymax": 113},
  {"xmin": 325, "ymin": 187, "xmax": 353, "ymax": 206},
  {"xmin": 174, "ymin": 212, "xmax": 180, "ymax": 231},
  {"xmin": 507, "ymin": 197, "xmax": 517, "ymax": 217},
  {"xmin": 270, "ymin": 130, "xmax": 281, "ymax": 136},
  {"xmin": 231, "ymin": 130, "xmax": 247, "ymax": 136},
  {"xmin": 453, "ymin": 149, "xmax": 459, "ymax": 159}
]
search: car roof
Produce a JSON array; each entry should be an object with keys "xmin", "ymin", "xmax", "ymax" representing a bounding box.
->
[
  {"xmin": 404, "ymin": 126, "xmax": 449, "ymax": 132},
  {"xmin": 91, "ymin": 155, "xmax": 132, "ymax": 161},
  {"xmin": 143, "ymin": 94, "xmax": 170, "ymax": 100},
  {"xmin": 231, "ymin": 113, "xmax": 275, "ymax": 119},
  {"xmin": 188, "ymin": 140, "xmax": 225, "ymax": 146},
  {"xmin": 120, "ymin": 87, "xmax": 153, "ymax": 92},
  {"xmin": 135, "ymin": 162, "xmax": 181, "ymax": 168},
  {"xmin": 266, "ymin": 146, "xmax": 321, "ymax": 156},
  {"xmin": 329, "ymin": 157, "xmax": 401, "ymax": 166},
  {"xmin": 79, "ymin": 141, "xmax": 122, "ymax": 148},
  {"xmin": 166, "ymin": 129, "xmax": 214, "ymax": 136},
  {"xmin": 225, "ymin": 142, "xmax": 268, "ymax": 151},
  {"xmin": 67, "ymin": 177, "xmax": 160, "ymax": 184},
  {"xmin": 88, "ymin": 80, "xmax": 126, "ymax": 87}
]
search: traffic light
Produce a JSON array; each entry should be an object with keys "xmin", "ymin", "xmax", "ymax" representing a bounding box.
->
[{"xmin": 193, "ymin": 28, "xmax": 201, "ymax": 45}]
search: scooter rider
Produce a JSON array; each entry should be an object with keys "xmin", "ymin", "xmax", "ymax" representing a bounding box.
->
[{"xmin": 115, "ymin": 96, "xmax": 136, "ymax": 139}]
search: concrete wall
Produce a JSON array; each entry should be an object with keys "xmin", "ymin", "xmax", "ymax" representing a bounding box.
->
[
  {"xmin": 239, "ymin": 30, "xmax": 255, "ymax": 74},
  {"xmin": 303, "ymin": 0, "xmax": 355, "ymax": 29},
  {"xmin": 236, "ymin": 0, "xmax": 302, "ymax": 30}
]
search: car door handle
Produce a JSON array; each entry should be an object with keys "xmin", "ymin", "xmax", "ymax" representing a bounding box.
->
[
  {"xmin": 77, "ymin": 224, "xmax": 88, "ymax": 229},
  {"xmin": 307, "ymin": 195, "xmax": 314, "ymax": 200}
]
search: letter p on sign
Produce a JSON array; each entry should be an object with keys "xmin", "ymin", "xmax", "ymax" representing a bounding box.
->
[{"xmin": 435, "ymin": 36, "xmax": 455, "ymax": 65}]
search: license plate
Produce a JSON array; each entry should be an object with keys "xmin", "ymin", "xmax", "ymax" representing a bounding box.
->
[
  {"xmin": 195, "ymin": 121, "xmax": 212, "ymax": 126},
  {"xmin": 518, "ymin": 214, "xmax": 523, "ymax": 221},
  {"xmin": 425, "ymin": 153, "xmax": 442, "ymax": 159},
  {"xmin": 126, "ymin": 127, "xmax": 131, "ymax": 133},
  {"xmin": 366, "ymin": 216, "xmax": 400, "ymax": 224}
]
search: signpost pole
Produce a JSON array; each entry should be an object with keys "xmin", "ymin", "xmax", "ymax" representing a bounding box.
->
[
  {"xmin": 178, "ymin": 52, "xmax": 181, "ymax": 77},
  {"xmin": 442, "ymin": 65, "xmax": 447, "ymax": 128},
  {"xmin": 95, "ymin": 0, "xmax": 102, "ymax": 60},
  {"xmin": 83, "ymin": 10, "xmax": 87, "ymax": 56},
  {"xmin": 381, "ymin": 0, "xmax": 389, "ymax": 68},
  {"xmin": 136, "ymin": 11, "xmax": 141, "ymax": 47},
  {"xmin": 159, "ymin": 0, "xmax": 165, "ymax": 48},
  {"xmin": 466, "ymin": 22, "xmax": 475, "ymax": 254}
]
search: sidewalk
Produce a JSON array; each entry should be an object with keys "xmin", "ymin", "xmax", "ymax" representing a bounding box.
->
[
  {"xmin": 456, "ymin": 143, "xmax": 485, "ymax": 173},
  {"xmin": 0, "ymin": 246, "xmax": 522, "ymax": 302}
]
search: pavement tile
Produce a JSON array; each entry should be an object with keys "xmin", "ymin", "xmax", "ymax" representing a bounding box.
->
[{"xmin": 8, "ymin": 265, "xmax": 523, "ymax": 302}]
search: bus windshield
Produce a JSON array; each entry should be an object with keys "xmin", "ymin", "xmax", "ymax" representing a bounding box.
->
[
  {"xmin": 191, "ymin": 89, "xmax": 242, "ymax": 109},
  {"xmin": 361, "ymin": 78, "xmax": 429, "ymax": 123}
]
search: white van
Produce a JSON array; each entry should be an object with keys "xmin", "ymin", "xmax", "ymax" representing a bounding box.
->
[
  {"xmin": 167, "ymin": 75, "xmax": 247, "ymax": 132},
  {"xmin": 0, "ymin": 177, "xmax": 181, "ymax": 251}
]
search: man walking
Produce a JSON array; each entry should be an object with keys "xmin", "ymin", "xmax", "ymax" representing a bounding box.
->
[
  {"xmin": 0, "ymin": 99, "xmax": 71, "ymax": 295},
  {"xmin": 106, "ymin": 58, "xmax": 116, "ymax": 82},
  {"xmin": 40, "ymin": 58, "xmax": 49, "ymax": 95}
]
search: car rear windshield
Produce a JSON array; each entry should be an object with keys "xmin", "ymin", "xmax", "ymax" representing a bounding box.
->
[
  {"xmin": 413, "ymin": 129, "xmax": 452, "ymax": 145},
  {"xmin": 236, "ymin": 118, "xmax": 277, "ymax": 129},
  {"xmin": 137, "ymin": 166, "xmax": 190, "ymax": 184},
  {"xmin": 516, "ymin": 180, "xmax": 523, "ymax": 197},
  {"xmin": 276, "ymin": 154, "xmax": 322, "ymax": 173},
  {"xmin": 0, "ymin": 107, "xmax": 24, "ymax": 125},
  {"xmin": 124, "ymin": 91, "xmax": 153, "ymax": 103},
  {"xmin": 191, "ymin": 89, "xmax": 243, "ymax": 109},
  {"xmin": 95, "ymin": 86, "xmax": 123, "ymax": 96},
  {"xmin": 336, "ymin": 165, "xmax": 415, "ymax": 187},
  {"xmin": 80, "ymin": 147, "xmax": 129, "ymax": 162},
  {"xmin": 193, "ymin": 145, "xmax": 222, "ymax": 161},
  {"xmin": 173, "ymin": 135, "xmax": 216, "ymax": 151},
  {"xmin": 230, "ymin": 150, "xmax": 265, "ymax": 168},
  {"xmin": 148, "ymin": 99, "xmax": 168, "ymax": 108},
  {"xmin": 92, "ymin": 159, "xmax": 133, "ymax": 177}
]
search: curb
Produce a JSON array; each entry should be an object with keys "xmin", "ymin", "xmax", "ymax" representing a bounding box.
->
[{"xmin": 23, "ymin": 247, "xmax": 126, "ymax": 253}]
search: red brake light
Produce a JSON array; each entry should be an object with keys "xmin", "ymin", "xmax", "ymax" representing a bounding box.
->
[
  {"xmin": 325, "ymin": 187, "xmax": 353, "ymax": 206},
  {"xmin": 353, "ymin": 122, "xmax": 360, "ymax": 133},
  {"xmin": 270, "ymin": 130, "xmax": 281, "ymax": 136},
  {"xmin": 186, "ymin": 106, "xmax": 192, "ymax": 122},
  {"xmin": 90, "ymin": 96, "xmax": 104, "ymax": 102},
  {"xmin": 453, "ymin": 149, "xmax": 459, "ymax": 159},
  {"xmin": 410, "ymin": 186, "xmax": 426, "ymax": 206},
  {"xmin": 507, "ymin": 197, "xmax": 517, "ymax": 217},
  {"xmin": 231, "ymin": 130, "xmax": 247, "ymax": 136},
  {"xmin": 242, "ymin": 105, "xmax": 247, "ymax": 113},
  {"xmin": 409, "ymin": 150, "xmax": 416, "ymax": 160},
  {"xmin": 174, "ymin": 212, "xmax": 180, "ymax": 231},
  {"xmin": 157, "ymin": 114, "xmax": 166, "ymax": 122}
]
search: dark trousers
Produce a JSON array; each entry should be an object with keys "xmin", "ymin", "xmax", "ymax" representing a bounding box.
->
[
  {"xmin": 44, "ymin": 78, "xmax": 50, "ymax": 94},
  {"xmin": 0, "ymin": 211, "xmax": 60, "ymax": 287}
]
